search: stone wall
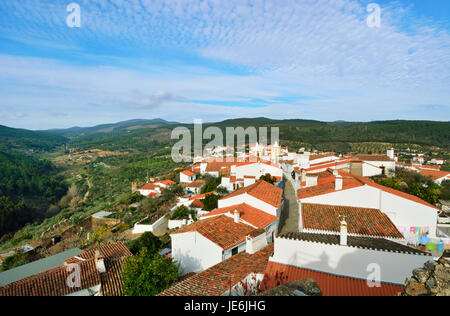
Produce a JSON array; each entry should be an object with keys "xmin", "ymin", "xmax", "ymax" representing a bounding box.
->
[{"xmin": 401, "ymin": 250, "xmax": 450, "ymax": 296}]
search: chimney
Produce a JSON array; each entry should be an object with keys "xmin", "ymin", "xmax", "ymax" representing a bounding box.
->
[
  {"xmin": 335, "ymin": 174, "xmax": 343, "ymax": 191},
  {"xmin": 95, "ymin": 250, "xmax": 106, "ymax": 274},
  {"xmin": 340, "ymin": 216, "xmax": 347, "ymax": 246},
  {"xmin": 233, "ymin": 210, "xmax": 240, "ymax": 223}
]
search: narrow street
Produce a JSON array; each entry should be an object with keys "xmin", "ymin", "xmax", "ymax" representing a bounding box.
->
[{"xmin": 278, "ymin": 179, "xmax": 299, "ymax": 234}]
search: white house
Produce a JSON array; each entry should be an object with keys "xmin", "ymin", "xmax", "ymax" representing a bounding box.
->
[
  {"xmin": 429, "ymin": 158, "xmax": 445, "ymax": 165},
  {"xmin": 138, "ymin": 179, "xmax": 176, "ymax": 197},
  {"xmin": 297, "ymin": 170, "xmax": 439, "ymax": 240},
  {"xmin": 170, "ymin": 215, "xmax": 266, "ymax": 274},
  {"xmin": 201, "ymin": 203, "xmax": 279, "ymax": 242},
  {"xmin": 185, "ymin": 180, "xmax": 205, "ymax": 195},
  {"xmin": 355, "ymin": 154, "xmax": 396, "ymax": 177},
  {"xmin": 218, "ymin": 180, "xmax": 283, "ymax": 218},
  {"xmin": 419, "ymin": 169, "xmax": 450, "ymax": 185},
  {"xmin": 180, "ymin": 170, "xmax": 196, "ymax": 183}
]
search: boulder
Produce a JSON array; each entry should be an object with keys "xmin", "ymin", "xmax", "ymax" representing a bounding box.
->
[
  {"xmin": 404, "ymin": 279, "xmax": 429, "ymax": 296},
  {"xmin": 423, "ymin": 260, "xmax": 438, "ymax": 272},
  {"xmin": 412, "ymin": 268, "xmax": 430, "ymax": 284}
]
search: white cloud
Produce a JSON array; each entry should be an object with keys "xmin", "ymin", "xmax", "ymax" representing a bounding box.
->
[{"xmin": 0, "ymin": 0, "xmax": 449, "ymax": 129}]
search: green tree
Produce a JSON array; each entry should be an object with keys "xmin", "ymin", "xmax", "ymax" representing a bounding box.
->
[
  {"xmin": 122, "ymin": 247, "xmax": 179, "ymax": 296},
  {"xmin": 171, "ymin": 205, "xmax": 190, "ymax": 220},
  {"xmin": 126, "ymin": 232, "xmax": 162, "ymax": 255},
  {"xmin": 201, "ymin": 193, "xmax": 220, "ymax": 211},
  {"xmin": 259, "ymin": 174, "xmax": 277, "ymax": 185}
]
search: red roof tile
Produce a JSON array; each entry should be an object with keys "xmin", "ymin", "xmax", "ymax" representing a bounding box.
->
[
  {"xmin": 261, "ymin": 262, "xmax": 404, "ymax": 296},
  {"xmin": 171, "ymin": 215, "xmax": 257, "ymax": 250},
  {"xmin": 186, "ymin": 180, "xmax": 205, "ymax": 188},
  {"xmin": 220, "ymin": 180, "xmax": 283, "ymax": 208},
  {"xmin": 139, "ymin": 183, "xmax": 157, "ymax": 190},
  {"xmin": 181, "ymin": 170, "xmax": 196, "ymax": 177},
  {"xmin": 155, "ymin": 179, "xmax": 176, "ymax": 186},
  {"xmin": 301, "ymin": 203, "xmax": 404, "ymax": 239},
  {"xmin": 356, "ymin": 154, "xmax": 393, "ymax": 162},
  {"xmin": 0, "ymin": 242, "xmax": 131, "ymax": 296},
  {"xmin": 297, "ymin": 174, "xmax": 363, "ymax": 199},
  {"xmin": 202, "ymin": 203, "xmax": 277, "ymax": 229},
  {"xmin": 419, "ymin": 169, "xmax": 449, "ymax": 181},
  {"xmin": 159, "ymin": 244, "xmax": 274, "ymax": 296}
]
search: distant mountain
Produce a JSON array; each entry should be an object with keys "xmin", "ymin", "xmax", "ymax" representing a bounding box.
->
[
  {"xmin": 45, "ymin": 118, "xmax": 179, "ymax": 137},
  {"xmin": 2, "ymin": 118, "xmax": 449, "ymax": 153},
  {"xmin": 0, "ymin": 125, "xmax": 67, "ymax": 152}
]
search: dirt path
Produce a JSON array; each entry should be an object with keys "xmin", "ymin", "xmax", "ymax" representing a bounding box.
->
[{"xmin": 278, "ymin": 180, "xmax": 299, "ymax": 234}]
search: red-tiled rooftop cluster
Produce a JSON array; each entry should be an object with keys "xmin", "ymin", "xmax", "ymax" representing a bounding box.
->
[
  {"xmin": 220, "ymin": 180, "xmax": 283, "ymax": 208},
  {"xmin": 171, "ymin": 215, "xmax": 257, "ymax": 250},
  {"xmin": 159, "ymin": 244, "xmax": 274, "ymax": 296},
  {"xmin": 301, "ymin": 203, "xmax": 404, "ymax": 239},
  {"xmin": 202, "ymin": 203, "xmax": 277, "ymax": 229}
]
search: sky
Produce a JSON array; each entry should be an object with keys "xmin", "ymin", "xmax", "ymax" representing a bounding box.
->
[{"xmin": 0, "ymin": 0, "xmax": 449, "ymax": 130}]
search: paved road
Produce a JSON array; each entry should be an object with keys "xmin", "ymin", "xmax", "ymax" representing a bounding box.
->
[{"xmin": 278, "ymin": 180, "xmax": 299, "ymax": 234}]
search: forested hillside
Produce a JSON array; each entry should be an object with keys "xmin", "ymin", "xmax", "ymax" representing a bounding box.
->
[
  {"xmin": 0, "ymin": 125, "xmax": 67, "ymax": 152},
  {"xmin": 59, "ymin": 118, "xmax": 450, "ymax": 154},
  {"xmin": 0, "ymin": 151, "xmax": 67, "ymax": 237}
]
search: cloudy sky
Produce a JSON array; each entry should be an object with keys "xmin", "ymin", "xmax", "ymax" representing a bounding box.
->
[{"xmin": 0, "ymin": 0, "xmax": 449, "ymax": 130}]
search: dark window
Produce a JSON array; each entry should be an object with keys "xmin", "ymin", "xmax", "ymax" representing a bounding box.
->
[{"xmin": 231, "ymin": 247, "xmax": 238, "ymax": 256}]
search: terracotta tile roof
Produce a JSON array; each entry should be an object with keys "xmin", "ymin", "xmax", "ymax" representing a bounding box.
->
[
  {"xmin": 301, "ymin": 203, "xmax": 404, "ymax": 239},
  {"xmin": 139, "ymin": 183, "xmax": 157, "ymax": 190},
  {"xmin": 261, "ymin": 262, "xmax": 404, "ymax": 296},
  {"xmin": 159, "ymin": 244, "xmax": 274, "ymax": 296},
  {"xmin": 190, "ymin": 199, "xmax": 204, "ymax": 209},
  {"xmin": 220, "ymin": 180, "xmax": 283, "ymax": 208},
  {"xmin": 171, "ymin": 215, "xmax": 257, "ymax": 250},
  {"xmin": 186, "ymin": 180, "xmax": 205, "ymax": 188},
  {"xmin": 419, "ymin": 169, "xmax": 449, "ymax": 181},
  {"xmin": 309, "ymin": 154, "xmax": 335, "ymax": 161},
  {"xmin": 306, "ymin": 160, "xmax": 350, "ymax": 172},
  {"xmin": 155, "ymin": 179, "xmax": 176, "ymax": 187},
  {"xmin": 100, "ymin": 257, "xmax": 126, "ymax": 296},
  {"xmin": 356, "ymin": 154, "xmax": 393, "ymax": 162},
  {"xmin": 298, "ymin": 170, "xmax": 439, "ymax": 210},
  {"xmin": 297, "ymin": 174, "xmax": 363, "ymax": 199},
  {"xmin": 0, "ymin": 259, "xmax": 100, "ymax": 296},
  {"xmin": 201, "ymin": 203, "xmax": 277, "ymax": 229},
  {"xmin": 0, "ymin": 242, "xmax": 131, "ymax": 296},
  {"xmin": 181, "ymin": 170, "xmax": 195, "ymax": 177},
  {"xmin": 188, "ymin": 191, "xmax": 215, "ymax": 201},
  {"xmin": 205, "ymin": 161, "xmax": 235, "ymax": 172},
  {"xmin": 278, "ymin": 232, "xmax": 430, "ymax": 256},
  {"xmin": 65, "ymin": 242, "xmax": 132, "ymax": 264}
]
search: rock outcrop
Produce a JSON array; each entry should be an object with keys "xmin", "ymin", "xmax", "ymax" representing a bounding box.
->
[{"xmin": 401, "ymin": 250, "xmax": 450, "ymax": 296}]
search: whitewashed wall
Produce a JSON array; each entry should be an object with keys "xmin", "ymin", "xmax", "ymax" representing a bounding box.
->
[
  {"xmin": 132, "ymin": 215, "xmax": 167, "ymax": 234},
  {"xmin": 271, "ymin": 236, "xmax": 431, "ymax": 284},
  {"xmin": 171, "ymin": 231, "xmax": 223, "ymax": 274}
]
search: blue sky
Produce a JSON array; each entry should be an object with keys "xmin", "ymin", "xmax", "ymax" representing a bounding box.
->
[{"xmin": 0, "ymin": 0, "xmax": 449, "ymax": 129}]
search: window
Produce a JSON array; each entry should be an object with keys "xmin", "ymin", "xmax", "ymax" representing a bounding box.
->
[{"xmin": 231, "ymin": 246, "xmax": 238, "ymax": 256}]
